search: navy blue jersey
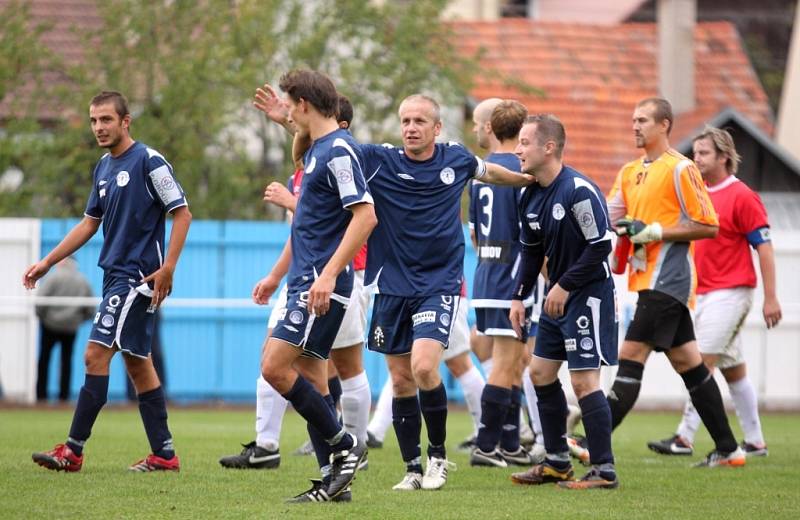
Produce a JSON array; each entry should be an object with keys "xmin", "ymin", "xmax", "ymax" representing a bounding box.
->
[
  {"xmin": 518, "ymin": 166, "xmax": 613, "ymax": 291},
  {"xmin": 288, "ymin": 128, "xmax": 372, "ymax": 295},
  {"xmin": 469, "ymin": 152, "xmax": 526, "ymax": 307},
  {"xmin": 84, "ymin": 141, "xmax": 187, "ymax": 281},
  {"xmin": 361, "ymin": 142, "xmax": 486, "ymax": 296}
]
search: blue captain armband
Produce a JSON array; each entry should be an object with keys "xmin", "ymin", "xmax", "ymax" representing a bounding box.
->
[{"xmin": 746, "ymin": 226, "xmax": 771, "ymax": 248}]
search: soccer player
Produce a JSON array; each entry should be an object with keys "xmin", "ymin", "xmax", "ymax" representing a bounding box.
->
[
  {"xmin": 647, "ymin": 126, "xmax": 781, "ymax": 457},
  {"xmin": 468, "ymin": 99, "xmax": 538, "ymax": 468},
  {"xmin": 358, "ymin": 94, "xmax": 532, "ymax": 491},
  {"xmin": 25, "ymin": 91, "xmax": 191, "ymax": 472},
  {"xmin": 606, "ymin": 98, "xmax": 745, "ymax": 467},
  {"xmin": 254, "ymin": 70, "xmax": 375, "ymax": 502},
  {"xmin": 501, "ymin": 114, "xmax": 619, "ymax": 489},
  {"xmin": 219, "ymin": 95, "xmax": 372, "ymax": 473}
]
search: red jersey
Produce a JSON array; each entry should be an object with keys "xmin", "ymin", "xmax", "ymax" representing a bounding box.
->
[
  {"xmin": 695, "ymin": 176, "xmax": 769, "ymax": 294},
  {"xmin": 288, "ymin": 168, "xmax": 368, "ymax": 271}
]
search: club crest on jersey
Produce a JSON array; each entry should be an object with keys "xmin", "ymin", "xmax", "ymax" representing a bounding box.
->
[
  {"xmin": 440, "ymin": 167, "xmax": 455, "ymax": 185},
  {"xmin": 552, "ymin": 203, "xmax": 565, "ymax": 220},
  {"xmin": 439, "ymin": 313, "xmax": 450, "ymax": 327},
  {"xmin": 580, "ymin": 337, "xmax": 594, "ymax": 351},
  {"xmin": 101, "ymin": 314, "xmax": 115, "ymax": 328},
  {"xmin": 116, "ymin": 171, "xmax": 130, "ymax": 187},
  {"xmin": 305, "ymin": 156, "xmax": 317, "ymax": 174}
]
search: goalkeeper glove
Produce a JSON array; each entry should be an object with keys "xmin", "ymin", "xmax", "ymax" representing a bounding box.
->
[{"xmin": 615, "ymin": 218, "xmax": 663, "ymax": 244}]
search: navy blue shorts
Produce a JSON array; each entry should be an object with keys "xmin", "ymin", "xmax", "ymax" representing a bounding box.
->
[
  {"xmin": 475, "ymin": 306, "xmax": 532, "ymax": 342},
  {"xmin": 270, "ymin": 290, "xmax": 348, "ymax": 360},
  {"xmin": 368, "ymin": 294, "xmax": 460, "ymax": 355},
  {"xmin": 534, "ymin": 278, "xmax": 618, "ymax": 370},
  {"xmin": 89, "ymin": 278, "xmax": 156, "ymax": 359}
]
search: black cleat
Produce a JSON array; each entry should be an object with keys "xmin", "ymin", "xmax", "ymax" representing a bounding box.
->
[
  {"xmin": 327, "ymin": 434, "xmax": 367, "ymax": 498},
  {"xmin": 366, "ymin": 431, "xmax": 383, "ymax": 449},
  {"xmin": 647, "ymin": 434, "xmax": 693, "ymax": 456},
  {"xmin": 286, "ymin": 479, "xmax": 351, "ymax": 503},
  {"xmin": 219, "ymin": 441, "xmax": 280, "ymax": 469}
]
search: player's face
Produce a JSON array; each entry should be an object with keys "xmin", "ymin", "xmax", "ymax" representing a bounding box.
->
[
  {"xmin": 693, "ymin": 137, "xmax": 725, "ymax": 179},
  {"xmin": 399, "ymin": 100, "xmax": 441, "ymax": 157},
  {"xmin": 515, "ymin": 123, "xmax": 546, "ymax": 174},
  {"xmin": 472, "ymin": 114, "xmax": 491, "ymax": 150},
  {"xmin": 286, "ymin": 97, "xmax": 309, "ymax": 133},
  {"xmin": 89, "ymin": 103, "xmax": 128, "ymax": 149},
  {"xmin": 632, "ymin": 103, "xmax": 664, "ymax": 148}
]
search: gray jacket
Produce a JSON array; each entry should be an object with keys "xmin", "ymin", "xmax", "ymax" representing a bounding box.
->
[{"xmin": 35, "ymin": 261, "xmax": 95, "ymax": 333}]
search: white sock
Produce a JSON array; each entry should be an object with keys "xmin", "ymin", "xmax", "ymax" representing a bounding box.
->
[
  {"xmin": 481, "ymin": 358, "xmax": 494, "ymax": 380},
  {"xmin": 457, "ymin": 365, "xmax": 486, "ymax": 435},
  {"xmin": 729, "ymin": 377, "xmax": 765, "ymax": 446},
  {"xmin": 255, "ymin": 375, "xmax": 287, "ymax": 451},
  {"xmin": 368, "ymin": 378, "xmax": 394, "ymax": 442},
  {"xmin": 522, "ymin": 366, "xmax": 542, "ymax": 439},
  {"xmin": 676, "ymin": 400, "xmax": 702, "ymax": 444},
  {"xmin": 340, "ymin": 370, "xmax": 371, "ymax": 444}
]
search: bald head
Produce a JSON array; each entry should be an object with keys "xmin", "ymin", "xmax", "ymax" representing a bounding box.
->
[{"xmin": 473, "ymin": 98, "xmax": 503, "ymax": 150}]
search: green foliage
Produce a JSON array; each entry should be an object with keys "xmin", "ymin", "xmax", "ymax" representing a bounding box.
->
[
  {"xmin": 1, "ymin": 409, "xmax": 798, "ymax": 519},
  {"xmin": 0, "ymin": 0, "xmax": 477, "ymax": 219}
]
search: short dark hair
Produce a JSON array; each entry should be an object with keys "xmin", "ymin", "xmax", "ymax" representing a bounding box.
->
[
  {"xmin": 524, "ymin": 114, "xmax": 566, "ymax": 158},
  {"xmin": 637, "ymin": 97, "xmax": 673, "ymax": 135},
  {"xmin": 490, "ymin": 100, "xmax": 527, "ymax": 142},
  {"xmin": 337, "ymin": 94, "xmax": 353, "ymax": 128},
  {"xmin": 278, "ymin": 69, "xmax": 338, "ymax": 118},
  {"xmin": 90, "ymin": 91, "xmax": 129, "ymax": 119}
]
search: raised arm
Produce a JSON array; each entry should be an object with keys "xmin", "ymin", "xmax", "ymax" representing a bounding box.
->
[
  {"xmin": 482, "ymin": 162, "xmax": 536, "ymax": 187},
  {"xmin": 254, "ymin": 83, "xmax": 295, "ymax": 135}
]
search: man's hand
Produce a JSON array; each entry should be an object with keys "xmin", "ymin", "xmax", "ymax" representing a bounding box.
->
[
  {"xmin": 616, "ymin": 218, "xmax": 663, "ymax": 244},
  {"xmin": 141, "ymin": 265, "xmax": 175, "ymax": 309},
  {"xmin": 543, "ymin": 283, "xmax": 569, "ymax": 318},
  {"xmin": 307, "ymin": 274, "xmax": 336, "ymax": 316},
  {"xmin": 263, "ymin": 182, "xmax": 296, "ymax": 212},
  {"xmin": 763, "ymin": 296, "xmax": 782, "ymax": 329},
  {"xmin": 254, "ymin": 83, "xmax": 290, "ymax": 128},
  {"xmin": 252, "ymin": 274, "xmax": 281, "ymax": 305},
  {"xmin": 22, "ymin": 260, "xmax": 51, "ymax": 290},
  {"xmin": 509, "ymin": 300, "xmax": 527, "ymax": 339}
]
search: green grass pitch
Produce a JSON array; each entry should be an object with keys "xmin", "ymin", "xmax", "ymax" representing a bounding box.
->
[{"xmin": 1, "ymin": 407, "xmax": 797, "ymax": 519}]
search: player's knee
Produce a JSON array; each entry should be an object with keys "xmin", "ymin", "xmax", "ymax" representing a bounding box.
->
[
  {"xmin": 260, "ymin": 363, "xmax": 286, "ymax": 390},
  {"xmin": 411, "ymin": 356, "xmax": 439, "ymax": 388}
]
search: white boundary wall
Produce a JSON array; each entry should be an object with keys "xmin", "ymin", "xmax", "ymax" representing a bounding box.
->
[{"xmin": 0, "ymin": 219, "xmax": 40, "ymax": 403}]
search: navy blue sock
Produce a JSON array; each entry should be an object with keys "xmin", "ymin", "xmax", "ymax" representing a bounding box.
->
[
  {"xmin": 500, "ymin": 385, "xmax": 522, "ymax": 452},
  {"xmin": 307, "ymin": 394, "xmax": 335, "ymax": 470},
  {"xmin": 419, "ymin": 383, "xmax": 448, "ymax": 459},
  {"xmin": 282, "ymin": 376, "xmax": 343, "ymax": 443},
  {"xmin": 579, "ymin": 390, "xmax": 614, "ymax": 466},
  {"xmin": 476, "ymin": 384, "xmax": 511, "ymax": 452},
  {"xmin": 67, "ymin": 374, "xmax": 109, "ymax": 456},
  {"xmin": 137, "ymin": 386, "xmax": 175, "ymax": 459},
  {"xmin": 328, "ymin": 377, "xmax": 342, "ymax": 409},
  {"xmin": 392, "ymin": 395, "xmax": 422, "ymax": 472},
  {"xmin": 535, "ymin": 380, "xmax": 569, "ymax": 456}
]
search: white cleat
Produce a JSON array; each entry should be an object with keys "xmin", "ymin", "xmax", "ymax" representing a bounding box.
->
[
  {"xmin": 392, "ymin": 472, "xmax": 423, "ymax": 491},
  {"xmin": 422, "ymin": 456, "xmax": 455, "ymax": 490}
]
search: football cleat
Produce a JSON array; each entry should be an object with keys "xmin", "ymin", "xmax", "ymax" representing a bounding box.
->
[
  {"xmin": 392, "ymin": 472, "xmax": 423, "ymax": 491},
  {"xmin": 219, "ymin": 441, "xmax": 280, "ymax": 469},
  {"xmin": 129, "ymin": 453, "xmax": 181, "ymax": 472},
  {"xmin": 457, "ymin": 434, "xmax": 477, "ymax": 453},
  {"xmin": 510, "ymin": 462, "xmax": 574, "ymax": 485},
  {"xmin": 693, "ymin": 447, "xmax": 746, "ymax": 468},
  {"xmin": 292, "ymin": 439, "xmax": 315, "ymax": 456},
  {"xmin": 422, "ymin": 456, "xmax": 455, "ymax": 490},
  {"xmin": 557, "ymin": 467, "xmax": 619, "ymax": 490},
  {"xmin": 528, "ymin": 443, "xmax": 546, "ymax": 465},
  {"xmin": 647, "ymin": 434, "xmax": 693, "ymax": 456},
  {"xmin": 470, "ymin": 447, "xmax": 508, "ymax": 468},
  {"xmin": 285, "ymin": 479, "xmax": 351, "ymax": 503},
  {"xmin": 500, "ymin": 447, "xmax": 535, "ymax": 466},
  {"xmin": 366, "ymin": 431, "xmax": 383, "ymax": 449},
  {"xmin": 567, "ymin": 435, "xmax": 590, "ymax": 466},
  {"xmin": 741, "ymin": 442, "xmax": 768, "ymax": 457},
  {"xmin": 327, "ymin": 434, "xmax": 366, "ymax": 498},
  {"xmin": 32, "ymin": 443, "xmax": 83, "ymax": 472}
]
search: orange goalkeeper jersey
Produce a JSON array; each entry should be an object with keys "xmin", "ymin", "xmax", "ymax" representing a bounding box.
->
[{"xmin": 607, "ymin": 149, "xmax": 717, "ymax": 308}]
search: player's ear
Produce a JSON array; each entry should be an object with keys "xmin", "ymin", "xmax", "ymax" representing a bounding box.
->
[
  {"xmin": 121, "ymin": 114, "xmax": 131, "ymax": 130},
  {"xmin": 434, "ymin": 120, "xmax": 442, "ymax": 137}
]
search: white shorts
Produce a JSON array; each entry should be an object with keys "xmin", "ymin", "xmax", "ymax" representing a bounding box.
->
[
  {"xmin": 267, "ymin": 270, "xmax": 369, "ymax": 349},
  {"xmin": 694, "ymin": 287, "xmax": 753, "ymax": 369},
  {"xmin": 443, "ymin": 298, "xmax": 470, "ymax": 361}
]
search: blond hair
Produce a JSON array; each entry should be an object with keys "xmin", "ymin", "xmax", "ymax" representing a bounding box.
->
[{"xmin": 693, "ymin": 126, "xmax": 741, "ymax": 174}]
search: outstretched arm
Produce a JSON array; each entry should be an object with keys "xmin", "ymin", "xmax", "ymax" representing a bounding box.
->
[{"xmin": 482, "ymin": 162, "xmax": 536, "ymax": 187}]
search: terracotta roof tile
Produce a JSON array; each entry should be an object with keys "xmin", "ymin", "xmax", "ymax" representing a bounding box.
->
[{"xmin": 453, "ymin": 19, "xmax": 774, "ymax": 193}]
